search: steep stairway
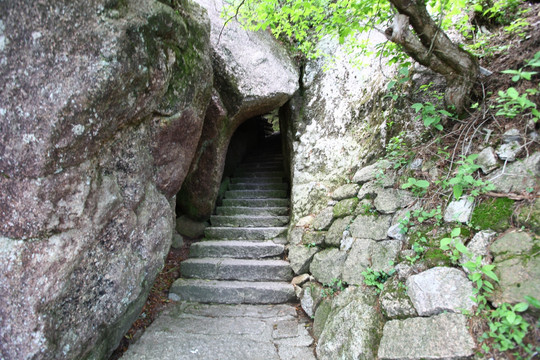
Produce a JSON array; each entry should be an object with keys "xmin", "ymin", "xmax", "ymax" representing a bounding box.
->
[{"xmin": 169, "ymin": 148, "xmax": 295, "ymax": 304}]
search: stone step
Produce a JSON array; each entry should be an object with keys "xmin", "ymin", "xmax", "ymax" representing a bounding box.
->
[
  {"xmin": 236, "ymin": 164, "xmax": 284, "ymax": 171},
  {"xmin": 234, "ymin": 168, "xmax": 284, "ymax": 176},
  {"xmin": 228, "ymin": 182, "xmax": 288, "ymax": 191},
  {"xmin": 216, "ymin": 206, "xmax": 289, "ymax": 216},
  {"xmin": 222, "ymin": 198, "xmax": 289, "ymax": 207},
  {"xmin": 233, "ymin": 171, "xmax": 284, "ymax": 178},
  {"xmin": 210, "ymin": 215, "xmax": 289, "ymax": 227},
  {"xmin": 190, "ymin": 240, "xmax": 285, "ymax": 259},
  {"xmin": 224, "ymin": 190, "xmax": 287, "ymax": 199},
  {"xmin": 169, "ymin": 279, "xmax": 295, "ymax": 304},
  {"xmin": 205, "ymin": 226, "xmax": 287, "ymax": 240},
  {"xmin": 181, "ymin": 258, "xmax": 293, "ymax": 282},
  {"xmin": 231, "ymin": 177, "xmax": 284, "ymax": 184}
]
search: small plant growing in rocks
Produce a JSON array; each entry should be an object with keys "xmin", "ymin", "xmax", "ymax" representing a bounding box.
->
[{"xmin": 362, "ymin": 265, "xmax": 396, "ymax": 294}]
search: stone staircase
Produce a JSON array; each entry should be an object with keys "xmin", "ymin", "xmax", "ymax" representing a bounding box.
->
[{"xmin": 169, "ymin": 149, "xmax": 295, "ymax": 304}]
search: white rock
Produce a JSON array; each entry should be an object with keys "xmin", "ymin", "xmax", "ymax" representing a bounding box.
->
[{"xmin": 444, "ymin": 197, "xmax": 474, "ymax": 223}]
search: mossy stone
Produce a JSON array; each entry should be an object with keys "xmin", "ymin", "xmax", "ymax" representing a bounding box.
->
[
  {"xmin": 517, "ymin": 199, "xmax": 540, "ymax": 235},
  {"xmin": 471, "ymin": 197, "xmax": 514, "ymax": 232},
  {"xmin": 333, "ymin": 197, "xmax": 359, "ymax": 218},
  {"xmin": 424, "ymin": 248, "xmax": 452, "ymax": 267}
]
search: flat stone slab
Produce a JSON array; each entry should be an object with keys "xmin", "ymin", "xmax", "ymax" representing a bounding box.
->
[
  {"xmin": 169, "ymin": 279, "xmax": 295, "ymax": 304},
  {"xmin": 122, "ymin": 303, "xmax": 315, "ymax": 360},
  {"xmin": 229, "ymin": 182, "xmax": 288, "ymax": 190},
  {"xmin": 222, "ymin": 198, "xmax": 289, "ymax": 207},
  {"xmin": 231, "ymin": 177, "xmax": 284, "ymax": 184},
  {"xmin": 216, "ymin": 206, "xmax": 289, "ymax": 216},
  {"xmin": 378, "ymin": 313, "xmax": 475, "ymax": 360},
  {"xmin": 205, "ymin": 226, "xmax": 288, "ymax": 240},
  {"xmin": 225, "ymin": 189, "xmax": 287, "ymax": 199},
  {"xmin": 180, "ymin": 258, "xmax": 293, "ymax": 281},
  {"xmin": 210, "ymin": 215, "xmax": 289, "ymax": 227},
  {"xmin": 190, "ymin": 240, "xmax": 285, "ymax": 259}
]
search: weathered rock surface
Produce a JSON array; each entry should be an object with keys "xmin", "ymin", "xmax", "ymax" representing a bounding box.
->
[
  {"xmin": 477, "ymin": 147, "xmax": 499, "ymax": 174},
  {"xmin": 0, "ymin": 1, "xmax": 212, "ymax": 359},
  {"xmin": 378, "ymin": 313, "xmax": 475, "ymax": 360},
  {"xmin": 287, "ymin": 33, "xmax": 398, "ymax": 221},
  {"xmin": 350, "ymin": 214, "xmax": 392, "ymax": 240},
  {"xmin": 490, "ymin": 231, "xmax": 540, "ymax": 306},
  {"xmin": 444, "ymin": 197, "xmax": 474, "ymax": 223},
  {"xmin": 312, "ymin": 207, "xmax": 335, "ymax": 230},
  {"xmin": 461, "ymin": 230, "xmax": 495, "ymax": 271},
  {"xmin": 310, "ymin": 248, "xmax": 347, "ymax": 284},
  {"xmin": 342, "ymin": 238, "xmax": 373, "ymax": 285},
  {"xmin": 177, "ymin": 0, "xmax": 299, "ymax": 220},
  {"xmin": 380, "ymin": 278, "xmax": 417, "ymax": 319},
  {"xmin": 333, "ymin": 198, "xmax": 359, "ymax": 218},
  {"xmin": 407, "ymin": 267, "xmax": 475, "ymax": 316},
  {"xmin": 316, "ymin": 287, "xmax": 383, "ymax": 360},
  {"xmin": 331, "ymin": 184, "xmax": 361, "ymax": 200},
  {"xmin": 489, "ymin": 151, "xmax": 540, "ymax": 193},
  {"xmin": 176, "ymin": 215, "xmax": 209, "ymax": 238},
  {"xmin": 123, "ymin": 302, "xmax": 315, "ymax": 360},
  {"xmin": 289, "ymin": 245, "xmax": 320, "ymax": 275},
  {"xmin": 325, "ymin": 216, "xmax": 353, "ymax": 246}
]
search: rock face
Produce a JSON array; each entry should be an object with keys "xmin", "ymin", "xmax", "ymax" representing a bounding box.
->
[
  {"xmin": 378, "ymin": 313, "xmax": 475, "ymax": 360},
  {"xmin": 0, "ymin": 1, "xmax": 213, "ymax": 359},
  {"xmin": 177, "ymin": 0, "xmax": 299, "ymax": 220},
  {"xmin": 316, "ymin": 287, "xmax": 383, "ymax": 359},
  {"xmin": 287, "ymin": 34, "xmax": 399, "ymax": 222}
]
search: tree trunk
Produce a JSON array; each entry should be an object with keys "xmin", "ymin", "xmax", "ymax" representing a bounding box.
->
[{"xmin": 385, "ymin": 0, "xmax": 479, "ymax": 113}]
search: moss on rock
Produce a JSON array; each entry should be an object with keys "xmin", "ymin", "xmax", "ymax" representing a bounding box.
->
[{"xmin": 471, "ymin": 197, "xmax": 515, "ymax": 232}]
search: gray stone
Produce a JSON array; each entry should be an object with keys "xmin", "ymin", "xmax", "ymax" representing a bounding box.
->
[
  {"xmin": 409, "ymin": 158, "xmax": 423, "ymax": 170},
  {"xmin": 444, "ymin": 197, "xmax": 474, "ymax": 223},
  {"xmin": 489, "ymin": 152, "xmax": 540, "ymax": 193},
  {"xmin": 352, "ymin": 160, "xmax": 391, "ymax": 184},
  {"xmin": 332, "ymin": 184, "xmax": 361, "ymax": 200},
  {"xmin": 340, "ymin": 236, "xmax": 355, "ymax": 251},
  {"xmin": 302, "ymin": 230, "xmax": 326, "ymax": 246},
  {"xmin": 350, "ymin": 214, "xmax": 392, "ymax": 240},
  {"xmin": 205, "ymin": 226, "xmax": 287, "ymax": 240},
  {"xmin": 357, "ymin": 181, "xmax": 380, "ymax": 200},
  {"xmin": 496, "ymin": 141, "xmax": 522, "ymax": 162},
  {"xmin": 123, "ymin": 303, "xmax": 313, "ymax": 360},
  {"xmin": 502, "ymin": 128, "xmax": 523, "ymax": 143},
  {"xmin": 222, "ymin": 198, "xmax": 289, "ymax": 207},
  {"xmin": 490, "ymin": 232, "xmax": 540, "ymax": 306},
  {"xmin": 169, "ymin": 279, "xmax": 295, "ymax": 304},
  {"xmin": 172, "ymin": 233, "xmax": 185, "ymax": 249},
  {"xmin": 190, "ymin": 240, "xmax": 284, "ymax": 259},
  {"xmin": 406, "ymin": 267, "xmax": 475, "ymax": 316},
  {"xmin": 373, "ymin": 189, "xmax": 414, "ymax": 214},
  {"xmin": 0, "ymin": 0, "xmax": 213, "ymax": 358},
  {"xmin": 300, "ymin": 283, "xmax": 324, "ymax": 318},
  {"xmin": 312, "ymin": 207, "xmax": 335, "ymax": 230},
  {"xmin": 394, "ymin": 263, "xmax": 415, "ymax": 280},
  {"xmin": 325, "ymin": 216, "xmax": 353, "ymax": 246},
  {"xmin": 291, "ymin": 274, "xmax": 311, "ymax": 287},
  {"xmin": 387, "ymin": 223, "xmax": 407, "ymax": 242},
  {"xmin": 181, "ymin": 258, "xmax": 292, "ymax": 281},
  {"xmin": 310, "ymin": 249, "xmax": 347, "ymax": 284},
  {"xmin": 289, "ymin": 245, "xmax": 320, "ymax": 275},
  {"xmin": 210, "ymin": 215, "xmax": 289, "ymax": 227},
  {"xmin": 490, "ymin": 230, "xmax": 533, "ymax": 258},
  {"xmin": 333, "ymin": 198, "xmax": 359, "ymax": 217},
  {"xmin": 176, "ymin": 216, "xmax": 209, "ymax": 238},
  {"xmin": 371, "ymin": 240, "xmax": 401, "ymax": 272},
  {"xmin": 313, "ymin": 298, "xmax": 332, "ymax": 340},
  {"xmin": 288, "ymin": 227, "xmax": 304, "ymax": 245},
  {"xmin": 378, "ymin": 313, "xmax": 475, "ymax": 360},
  {"xmin": 380, "ymin": 278, "xmax": 417, "ymax": 319},
  {"xmin": 342, "ymin": 238, "xmax": 373, "ymax": 285},
  {"xmin": 316, "ymin": 287, "xmax": 383, "ymax": 360},
  {"xmin": 477, "ymin": 147, "xmax": 499, "ymax": 174},
  {"xmin": 461, "ymin": 230, "xmax": 496, "ymax": 271},
  {"xmin": 296, "ymin": 215, "xmax": 315, "ymax": 228}
]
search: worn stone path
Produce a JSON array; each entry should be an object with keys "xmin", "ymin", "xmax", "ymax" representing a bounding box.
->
[
  {"xmin": 122, "ymin": 138, "xmax": 316, "ymax": 359},
  {"xmin": 122, "ymin": 302, "xmax": 315, "ymax": 360}
]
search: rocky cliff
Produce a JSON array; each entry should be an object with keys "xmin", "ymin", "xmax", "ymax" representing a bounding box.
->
[{"xmin": 0, "ymin": 0, "xmax": 213, "ymax": 358}]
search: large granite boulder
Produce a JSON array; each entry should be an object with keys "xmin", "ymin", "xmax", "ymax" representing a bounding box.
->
[
  {"xmin": 177, "ymin": 0, "xmax": 299, "ymax": 220},
  {"xmin": 316, "ymin": 286, "xmax": 384, "ymax": 359},
  {"xmin": 0, "ymin": 1, "xmax": 213, "ymax": 359}
]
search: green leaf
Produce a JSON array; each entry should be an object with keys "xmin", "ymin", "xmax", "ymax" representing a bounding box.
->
[
  {"xmin": 507, "ymin": 87, "xmax": 519, "ymax": 99},
  {"xmin": 513, "ymin": 302, "xmax": 529, "ymax": 312},
  {"xmin": 455, "ymin": 241, "xmax": 470, "ymax": 255},
  {"xmin": 525, "ymin": 295, "xmax": 540, "ymax": 309},
  {"xmin": 506, "ymin": 311, "xmax": 517, "ymax": 324},
  {"xmin": 415, "ymin": 180, "xmax": 430, "ymax": 188},
  {"xmin": 453, "ymin": 184, "xmax": 463, "ymax": 200},
  {"xmin": 451, "ymin": 227, "xmax": 461, "ymax": 237},
  {"xmin": 411, "ymin": 103, "xmax": 423, "ymax": 112},
  {"xmin": 440, "ymin": 238, "xmax": 452, "ymax": 250}
]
